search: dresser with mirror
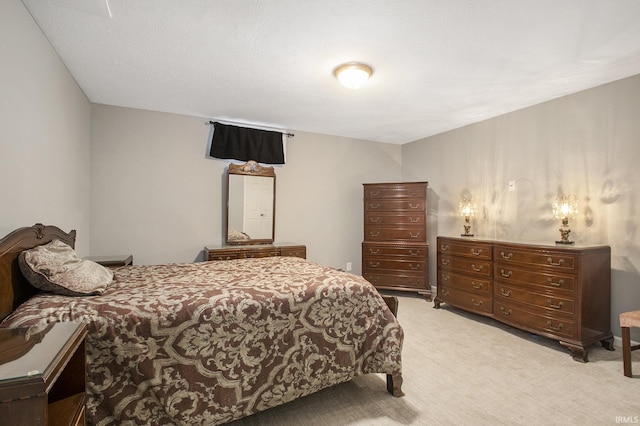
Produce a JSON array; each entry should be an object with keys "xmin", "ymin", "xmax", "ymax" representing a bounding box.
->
[{"xmin": 206, "ymin": 160, "xmax": 306, "ymax": 260}]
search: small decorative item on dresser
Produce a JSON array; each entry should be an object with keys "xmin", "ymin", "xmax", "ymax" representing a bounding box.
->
[
  {"xmin": 552, "ymin": 194, "xmax": 578, "ymax": 245},
  {"xmin": 459, "ymin": 199, "xmax": 476, "ymax": 237}
]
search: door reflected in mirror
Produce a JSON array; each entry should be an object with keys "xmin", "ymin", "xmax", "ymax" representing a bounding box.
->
[{"xmin": 226, "ymin": 161, "xmax": 275, "ymax": 245}]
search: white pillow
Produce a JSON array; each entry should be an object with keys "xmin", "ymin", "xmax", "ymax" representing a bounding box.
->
[{"xmin": 19, "ymin": 239, "xmax": 113, "ymax": 296}]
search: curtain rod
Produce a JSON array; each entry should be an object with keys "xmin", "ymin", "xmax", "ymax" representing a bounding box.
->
[{"xmin": 206, "ymin": 120, "xmax": 294, "ymax": 138}]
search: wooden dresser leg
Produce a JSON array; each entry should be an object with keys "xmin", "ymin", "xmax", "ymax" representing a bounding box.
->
[
  {"xmin": 559, "ymin": 341, "xmax": 588, "ymax": 363},
  {"xmin": 622, "ymin": 326, "xmax": 632, "ymax": 378},
  {"xmin": 601, "ymin": 336, "xmax": 615, "ymax": 351},
  {"xmin": 386, "ymin": 373, "xmax": 405, "ymax": 397}
]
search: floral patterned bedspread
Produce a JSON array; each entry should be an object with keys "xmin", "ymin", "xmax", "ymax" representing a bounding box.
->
[{"xmin": 1, "ymin": 257, "xmax": 403, "ymax": 425}]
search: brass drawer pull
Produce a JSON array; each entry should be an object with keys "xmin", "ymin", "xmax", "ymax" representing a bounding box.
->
[
  {"xmin": 500, "ymin": 307, "xmax": 512, "ymax": 316},
  {"xmin": 370, "ymin": 190, "xmax": 380, "ymax": 196},
  {"xmin": 216, "ymin": 256, "xmax": 232, "ymax": 261},
  {"xmin": 370, "ymin": 203, "xmax": 380, "ymax": 209},
  {"xmin": 440, "ymin": 244, "xmax": 450, "ymax": 251},
  {"xmin": 471, "ymin": 248, "xmax": 483, "ymax": 256},
  {"xmin": 409, "ymin": 203, "xmax": 420, "ymax": 209},
  {"xmin": 409, "ymin": 250, "xmax": 419, "ymax": 256},
  {"xmin": 441, "ymin": 273, "xmax": 449, "ymax": 281},
  {"xmin": 410, "ymin": 217, "xmax": 419, "ymax": 223},
  {"xmin": 441, "ymin": 289, "xmax": 450, "ymax": 296},
  {"xmin": 441, "ymin": 259, "xmax": 450, "ymax": 266},
  {"xmin": 501, "ymin": 251, "xmax": 513, "ymax": 260},
  {"xmin": 471, "ymin": 281, "xmax": 482, "ymax": 289},
  {"xmin": 547, "ymin": 300, "xmax": 564, "ymax": 309},
  {"xmin": 501, "ymin": 288, "xmax": 512, "ymax": 297},
  {"xmin": 547, "ymin": 278, "xmax": 565, "ymax": 287},
  {"xmin": 547, "ymin": 257, "xmax": 565, "ymax": 266},
  {"xmin": 369, "ymin": 248, "xmax": 380, "ymax": 254},
  {"xmin": 369, "ymin": 261, "xmax": 380, "ymax": 268},
  {"xmin": 370, "ymin": 231, "xmax": 380, "ymax": 237},
  {"xmin": 369, "ymin": 217, "xmax": 381, "ymax": 223},
  {"xmin": 471, "ymin": 264, "xmax": 483, "ymax": 272},
  {"xmin": 500, "ymin": 269, "xmax": 512, "ymax": 278},
  {"xmin": 409, "ymin": 191, "xmax": 419, "ymax": 197},
  {"xmin": 547, "ymin": 321, "xmax": 564, "ymax": 331},
  {"xmin": 409, "ymin": 264, "xmax": 419, "ymax": 270},
  {"xmin": 409, "ymin": 232, "xmax": 420, "ymax": 238},
  {"xmin": 471, "ymin": 298, "xmax": 483, "ymax": 307}
]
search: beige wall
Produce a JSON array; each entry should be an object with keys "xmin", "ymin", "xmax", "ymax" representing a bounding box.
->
[
  {"xmin": 90, "ymin": 104, "xmax": 402, "ymax": 268},
  {"xmin": 402, "ymin": 74, "xmax": 640, "ymax": 338},
  {"xmin": 0, "ymin": 0, "xmax": 91, "ymax": 254}
]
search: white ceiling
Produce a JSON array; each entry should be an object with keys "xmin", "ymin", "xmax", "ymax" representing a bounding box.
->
[{"xmin": 21, "ymin": 0, "xmax": 640, "ymax": 144}]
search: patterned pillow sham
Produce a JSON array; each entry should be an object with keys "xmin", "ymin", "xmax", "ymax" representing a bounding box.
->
[{"xmin": 18, "ymin": 239, "xmax": 113, "ymax": 296}]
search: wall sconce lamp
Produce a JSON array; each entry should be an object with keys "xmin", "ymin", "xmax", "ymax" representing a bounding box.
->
[
  {"xmin": 333, "ymin": 62, "xmax": 373, "ymax": 89},
  {"xmin": 552, "ymin": 195, "xmax": 578, "ymax": 245},
  {"xmin": 459, "ymin": 200, "xmax": 476, "ymax": 237}
]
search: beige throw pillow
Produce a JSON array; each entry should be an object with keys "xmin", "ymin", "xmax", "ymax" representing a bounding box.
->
[{"xmin": 19, "ymin": 239, "xmax": 113, "ymax": 296}]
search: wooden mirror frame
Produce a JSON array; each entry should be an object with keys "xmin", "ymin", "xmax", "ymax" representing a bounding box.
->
[{"xmin": 225, "ymin": 160, "xmax": 276, "ymax": 245}]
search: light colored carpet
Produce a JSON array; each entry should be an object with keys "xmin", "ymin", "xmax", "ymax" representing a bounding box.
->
[{"xmin": 231, "ymin": 293, "xmax": 640, "ymax": 425}]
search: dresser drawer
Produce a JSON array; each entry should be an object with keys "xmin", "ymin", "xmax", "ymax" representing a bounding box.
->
[
  {"xmin": 362, "ymin": 243, "xmax": 427, "ymax": 258},
  {"xmin": 364, "ymin": 184, "xmax": 425, "ymax": 199},
  {"xmin": 365, "ymin": 226, "xmax": 425, "ymax": 242},
  {"xmin": 364, "ymin": 257, "xmax": 427, "ymax": 273},
  {"xmin": 438, "ymin": 285, "xmax": 492, "ymax": 315},
  {"xmin": 207, "ymin": 250, "xmax": 244, "ymax": 261},
  {"xmin": 494, "ymin": 282, "xmax": 576, "ymax": 316},
  {"xmin": 494, "ymin": 301, "xmax": 577, "ymax": 339},
  {"xmin": 438, "ymin": 270, "xmax": 491, "ymax": 295},
  {"xmin": 363, "ymin": 271, "xmax": 427, "ymax": 290},
  {"xmin": 243, "ymin": 248, "xmax": 280, "ymax": 258},
  {"xmin": 438, "ymin": 254, "xmax": 491, "ymax": 277},
  {"xmin": 493, "ymin": 264, "xmax": 576, "ymax": 292},
  {"xmin": 494, "ymin": 245, "xmax": 577, "ymax": 272},
  {"xmin": 365, "ymin": 199, "xmax": 425, "ymax": 212},
  {"xmin": 437, "ymin": 239, "xmax": 492, "ymax": 260},
  {"xmin": 280, "ymin": 245, "xmax": 306, "ymax": 259},
  {"xmin": 365, "ymin": 212, "xmax": 425, "ymax": 225},
  {"xmin": 206, "ymin": 245, "xmax": 285, "ymax": 261}
]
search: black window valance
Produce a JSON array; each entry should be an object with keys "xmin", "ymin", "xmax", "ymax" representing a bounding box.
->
[{"xmin": 209, "ymin": 122, "xmax": 286, "ymax": 165}]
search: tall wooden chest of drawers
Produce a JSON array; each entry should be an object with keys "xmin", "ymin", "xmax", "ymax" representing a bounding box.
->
[
  {"xmin": 435, "ymin": 236, "xmax": 613, "ymax": 362},
  {"xmin": 362, "ymin": 182, "xmax": 430, "ymax": 299}
]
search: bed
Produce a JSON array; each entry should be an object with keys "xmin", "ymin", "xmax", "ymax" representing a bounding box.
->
[{"xmin": 0, "ymin": 224, "xmax": 404, "ymax": 425}]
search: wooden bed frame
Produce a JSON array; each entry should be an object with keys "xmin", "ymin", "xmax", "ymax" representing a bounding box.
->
[
  {"xmin": 0, "ymin": 224, "xmax": 76, "ymax": 322},
  {"xmin": 0, "ymin": 223, "xmax": 404, "ymax": 398}
]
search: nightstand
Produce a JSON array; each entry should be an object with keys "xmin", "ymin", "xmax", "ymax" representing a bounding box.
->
[
  {"xmin": 0, "ymin": 322, "xmax": 88, "ymax": 425},
  {"xmin": 85, "ymin": 254, "xmax": 133, "ymax": 267}
]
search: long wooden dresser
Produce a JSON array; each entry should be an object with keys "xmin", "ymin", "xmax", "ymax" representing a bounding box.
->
[
  {"xmin": 205, "ymin": 243, "xmax": 306, "ymax": 261},
  {"xmin": 435, "ymin": 236, "xmax": 613, "ymax": 362},
  {"xmin": 362, "ymin": 182, "xmax": 430, "ymax": 300}
]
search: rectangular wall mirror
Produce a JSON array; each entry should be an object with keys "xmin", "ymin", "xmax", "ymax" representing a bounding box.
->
[{"xmin": 226, "ymin": 160, "xmax": 275, "ymax": 245}]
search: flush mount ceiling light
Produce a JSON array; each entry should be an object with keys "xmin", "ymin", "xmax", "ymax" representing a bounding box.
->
[{"xmin": 333, "ymin": 62, "xmax": 373, "ymax": 89}]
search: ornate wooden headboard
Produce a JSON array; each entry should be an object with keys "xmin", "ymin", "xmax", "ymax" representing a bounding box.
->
[{"xmin": 0, "ymin": 224, "xmax": 76, "ymax": 321}]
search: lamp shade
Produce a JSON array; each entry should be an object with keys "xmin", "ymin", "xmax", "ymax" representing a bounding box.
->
[
  {"xmin": 552, "ymin": 195, "xmax": 578, "ymax": 219},
  {"xmin": 333, "ymin": 62, "xmax": 373, "ymax": 89}
]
